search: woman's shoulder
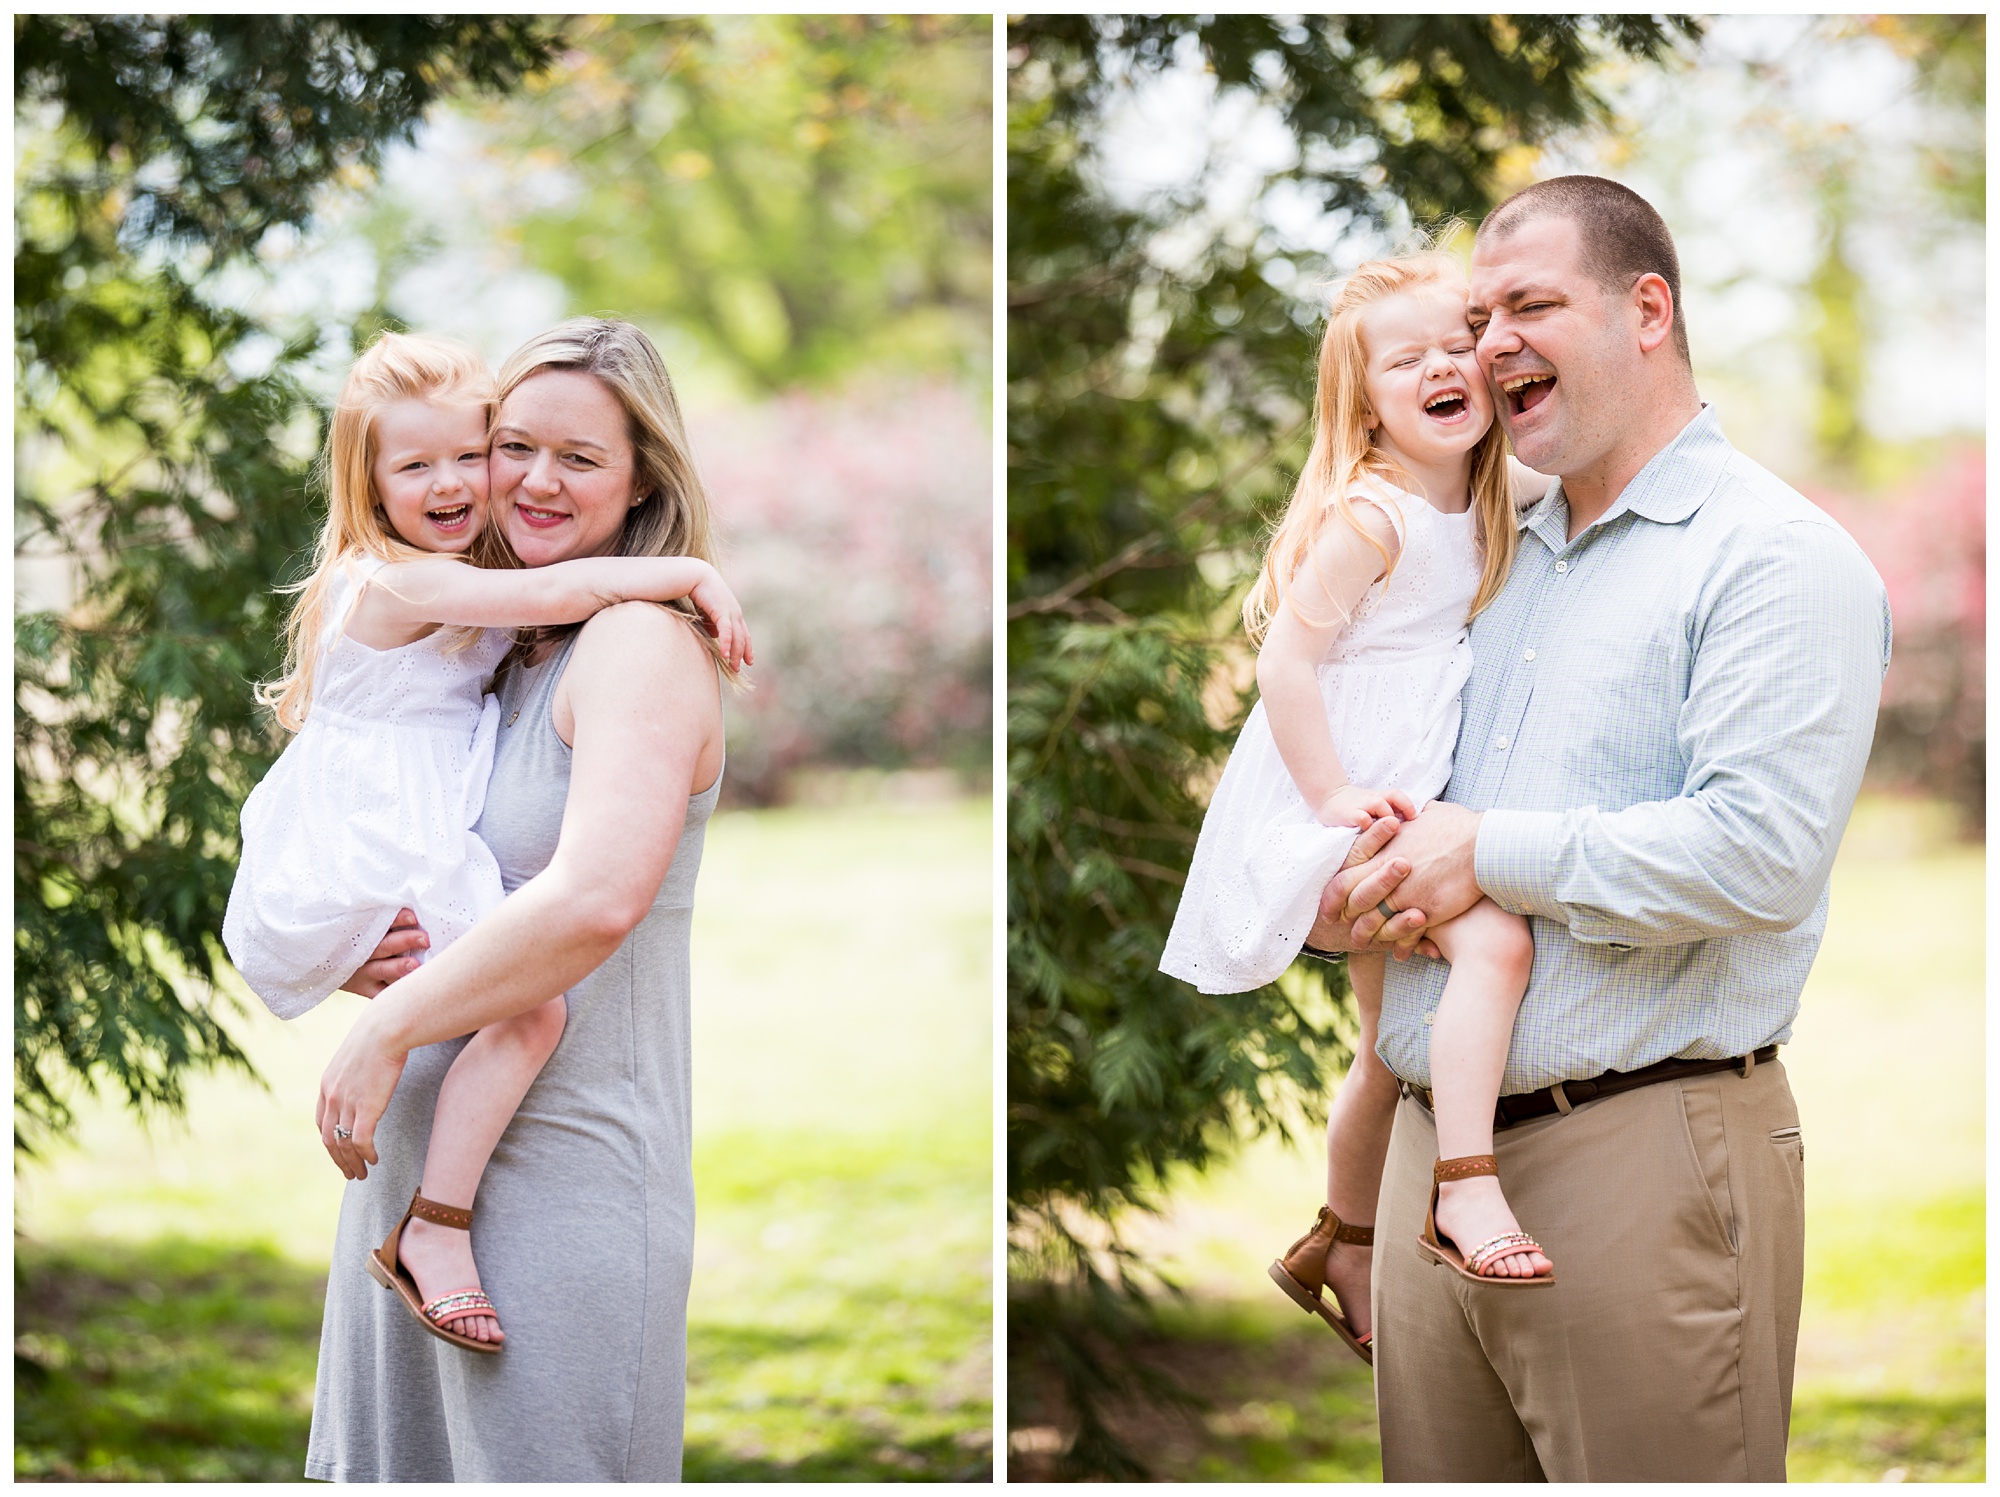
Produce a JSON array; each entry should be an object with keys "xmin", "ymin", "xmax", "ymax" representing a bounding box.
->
[
  {"xmin": 568, "ymin": 603, "xmax": 719, "ymax": 707},
  {"xmin": 574, "ymin": 599, "xmax": 711, "ymax": 660}
]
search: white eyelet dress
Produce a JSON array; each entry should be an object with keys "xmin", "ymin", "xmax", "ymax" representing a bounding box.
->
[
  {"xmin": 1160, "ymin": 486, "xmax": 1481, "ymax": 994},
  {"xmin": 224, "ymin": 556, "xmax": 512, "ymax": 1018}
]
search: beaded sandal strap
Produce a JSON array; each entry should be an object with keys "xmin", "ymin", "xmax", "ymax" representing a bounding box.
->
[
  {"xmin": 1433, "ymin": 1154, "xmax": 1499, "ymax": 1184},
  {"xmin": 422, "ymin": 1289, "xmax": 496, "ymax": 1323},
  {"xmin": 407, "ymin": 1193, "xmax": 474, "ymax": 1230},
  {"xmin": 1464, "ymin": 1232, "xmax": 1542, "ymax": 1275}
]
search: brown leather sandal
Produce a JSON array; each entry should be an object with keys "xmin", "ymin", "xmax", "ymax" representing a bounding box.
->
[
  {"xmin": 1268, "ymin": 1205, "xmax": 1376, "ymax": 1364},
  {"xmin": 1416, "ymin": 1155, "xmax": 1555, "ymax": 1287},
  {"xmin": 365, "ymin": 1189, "xmax": 504, "ymax": 1354}
]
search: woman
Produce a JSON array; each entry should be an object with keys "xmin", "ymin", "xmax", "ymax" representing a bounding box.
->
[{"xmin": 305, "ymin": 318, "xmax": 728, "ymax": 1482}]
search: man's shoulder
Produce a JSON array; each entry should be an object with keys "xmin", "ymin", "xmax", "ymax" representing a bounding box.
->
[{"xmin": 1699, "ymin": 449, "xmax": 1880, "ymax": 581}]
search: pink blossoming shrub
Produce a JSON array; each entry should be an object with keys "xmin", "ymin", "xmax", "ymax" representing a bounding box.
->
[
  {"xmin": 696, "ymin": 382, "xmax": 992, "ymax": 804},
  {"xmin": 1813, "ymin": 448, "xmax": 1985, "ymax": 830}
]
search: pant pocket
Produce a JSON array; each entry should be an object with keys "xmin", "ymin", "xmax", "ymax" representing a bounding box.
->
[
  {"xmin": 1768, "ymin": 1125, "xmax": 1804, "ymax": 1201},
  {"xmin": 1677, "ymin": 1082, "xmax": 1737, "ymax": 1254}
]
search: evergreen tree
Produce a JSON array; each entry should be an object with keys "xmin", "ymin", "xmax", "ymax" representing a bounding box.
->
[{"xmin": 14, "ymin": 16, "xmax": 558, "ymax": 1155}]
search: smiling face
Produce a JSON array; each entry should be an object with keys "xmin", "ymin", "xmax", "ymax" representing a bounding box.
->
[
  {"xmin": 369, "ymin": 398, "xmax": 491, "ymax": 553},
  {"xmin": 1356, "ymin": 282, "xmax": 1495, "ymax": 482},
  {"xmin": 1468, "ymin": 214, "xmax": 1637, "ymax": 476},
  {"xmin": 489, "ymin": 369, "xmax": 645, "ymax": 566}
]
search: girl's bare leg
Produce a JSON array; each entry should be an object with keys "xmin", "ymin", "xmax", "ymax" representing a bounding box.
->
[
  {"xmin": 1321, "ymin": 952, "xmax": 1399, "ymax": 1338},
  {"xmin": 1423, "ymin": 899, "xmax": 1549, "ymax": 1277},
  {"xmin": 395, "ymin": 994, "xmax": 567, "ymax": 1342}
]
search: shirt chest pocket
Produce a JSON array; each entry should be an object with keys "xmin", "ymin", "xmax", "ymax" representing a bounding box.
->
[{"xmin": 1536, "ymin": 631, "xmax": 1687, "ymax": 809}]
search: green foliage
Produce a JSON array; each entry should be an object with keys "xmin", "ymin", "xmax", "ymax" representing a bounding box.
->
[
  {"xmin": 482, "ymin": 15, "xmax": 991, "ymax": 396},
  {"xmin": 1006, "ymin": 14, "xmax": 1697, "ymax": 1474},
  {"xmin": 14, "ymin": 17, "xmax": 558, "ymax": 1154}
]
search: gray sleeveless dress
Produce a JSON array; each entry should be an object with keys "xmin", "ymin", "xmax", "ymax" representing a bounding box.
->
[{"xmin": 303, "ymin": 634, "xmax": 718, "ymax": 1482}]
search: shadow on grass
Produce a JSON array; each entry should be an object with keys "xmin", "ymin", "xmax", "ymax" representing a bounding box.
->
[
  {"xmin": 15, "ymin": 1237, "xmax": 323, "ymax": 1482},
  {"xmin": 1008, "ymin": 1299, "xmax": 1986, "ymax": 1483},
  {"xmin": 687, "ymin": 1429, "xmax": 993, "ymax": 1482},
  {"xmin": 1008, "ymin": 1299, "xmax": 1381, "ymax": 1482},
  {"xmin": 1788, "ymin": 1392, "xmax": 1985, "ymax": 1483}
]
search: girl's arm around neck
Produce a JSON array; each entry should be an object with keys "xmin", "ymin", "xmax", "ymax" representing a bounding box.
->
[
  {"xmin": 348, "ymin": 555, "xmax": 750, "ymax": 668},
  {"xmin": 1255, "ymin": 498, "xmax": 1401, "ymax": 820},
  {"xmin": 1506, "ymin": 455, "xmax": 1556, "ymax": 510}
]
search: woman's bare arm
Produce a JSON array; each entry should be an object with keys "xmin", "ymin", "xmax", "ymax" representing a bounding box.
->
[
  {"xmin": 316, "ymin": 603, "xmax": 722, "ymax": 1177},
  {"xmin": 345, "ymin": 556, "xmax": 750, "ymax": 669}
]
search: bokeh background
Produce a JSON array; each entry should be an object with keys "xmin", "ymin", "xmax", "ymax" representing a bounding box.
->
[
  {"xmin": 1006, "ymin": 15, "xmax": 1980, "ymax": 1480},
  {"xmin": 16, "ymin": 16, "xmax": 992, "ymax": 1480}
]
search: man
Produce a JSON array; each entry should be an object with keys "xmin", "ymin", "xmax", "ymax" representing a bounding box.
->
[{"xmin": 1308, "ymin": 176, "xmax": 1891, "ymax": 1480}]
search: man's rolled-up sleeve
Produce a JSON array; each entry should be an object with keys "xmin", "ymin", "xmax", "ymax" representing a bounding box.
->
[{"xmin": 1476, "ymin": 519, "xmax": 1892, "ymax": 946}]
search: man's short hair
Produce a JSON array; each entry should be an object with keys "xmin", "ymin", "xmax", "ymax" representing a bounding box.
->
[{"xmin": 1478, "ymin": 176, "xmax": 1690, "ymax": 363}]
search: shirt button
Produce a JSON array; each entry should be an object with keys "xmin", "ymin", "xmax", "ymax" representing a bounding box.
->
[
  {"xmin": 1523, "ymin": 648, "xmax": 1537, "ymax": 662},
  {"xmin": 1494, "ymin": 734, "xmax": 1510, "ymax": 750},
  {"xmin": 1554, "ymin": 560, "xmax": 1569, "ymax": 574},
  {"xmin": 1423, "ymin": 1012, "xmax": 1434, "ymax": 1026}
]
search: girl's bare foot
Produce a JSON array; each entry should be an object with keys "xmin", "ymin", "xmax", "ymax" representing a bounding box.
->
[
  {"xmin": 1432, "ymin": 1175, "xmax": 1552, "ymax": 1279},
  {"xmin": 1321, "ymin": 1234, "xmax": 1374, "ymax": 1339},
  {"xmin": 398, "ymin": 1214, "xmax": 504, "ymax": 1343}
]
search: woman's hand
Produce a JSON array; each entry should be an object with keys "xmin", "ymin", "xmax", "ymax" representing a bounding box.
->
[
  {"xmin": 338, "ymin": 909, "xmax": 429, "ymax": 998},
  {"xmin": 1315, "ymin": 783, "xmax": 1420, "ymax": 830},
  {"xmin": 688, "ymin": 567, "xmax": 753, "ymax": 672},
  {"xmin": 316, "ymin": 1004, "xmax": 409, "ymax": 1180}
]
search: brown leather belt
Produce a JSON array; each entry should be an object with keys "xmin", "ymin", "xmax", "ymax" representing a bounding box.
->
[{"xmin": 1402, "ymin": 1045, "xmax": 1780, "ymax": 1132}]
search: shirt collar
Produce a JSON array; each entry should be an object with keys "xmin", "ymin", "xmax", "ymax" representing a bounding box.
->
[{"xmin": 1519, "ymin": 403, "xmax": 1729, "ymax": 543}]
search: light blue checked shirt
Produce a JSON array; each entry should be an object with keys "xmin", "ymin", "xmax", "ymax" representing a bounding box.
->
[{"xmin": 1378, "ymin": 406, "xmax": 1892, "ymax": 1093}]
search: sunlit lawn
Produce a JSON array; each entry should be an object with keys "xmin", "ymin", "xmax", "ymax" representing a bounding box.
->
[
  {"xmin": 1010, "ymin": 794, "xmax": 1984, "ymax": 1481},
  {"xmin": 15, "ymin": 796, "xmax": 995, "ymax": 1482}
]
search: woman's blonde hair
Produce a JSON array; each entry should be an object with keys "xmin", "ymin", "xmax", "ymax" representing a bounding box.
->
[
  {"xmin": 1242, "ymin": 252, "xmax": 1517, "ymax": 646},
  {"xmin": 493, "ymin": 317, "xmax": 737, "ymax": 681},
  {"xmin": 260, "ymin": 331, "xmax": 495, "ymax": 731}
]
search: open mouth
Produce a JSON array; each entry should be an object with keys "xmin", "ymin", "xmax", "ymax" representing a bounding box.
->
[
  {"xmin": 515, "ymin": 504, "xmax": 569, "ymax": 529},
  {"xmin": 1423, "ymin": 390, "xmax": 1469, "ymax": 422},
  {"xmin": 1501, "ymin": 372, "xmax": 1556, "ymax": 417},
  {"xmin": 427, "ymin": 503, "xmax": 473, "ymax": 530}
]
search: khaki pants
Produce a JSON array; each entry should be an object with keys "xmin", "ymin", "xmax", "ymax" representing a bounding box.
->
[{"xmin": 1372, "ymin": 1059, "xmax": 1806, "ymax": 1482}]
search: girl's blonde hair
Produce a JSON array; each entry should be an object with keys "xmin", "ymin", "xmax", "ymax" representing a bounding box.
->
[
  {"xmin": 1242, "ymin": 252, "xmax": 1517, "ymax": 646},
  {"xmin": 493, "ymin": 317, "xmax": 738, "ymax": 682},
  {"xmin": 260, "ymin": 331, "xmax": 496, "ymax": 731}
]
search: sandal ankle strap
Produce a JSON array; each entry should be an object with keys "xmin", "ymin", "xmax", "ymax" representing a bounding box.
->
[
  {"xmin": 1313, "ymin": 1204, "xmax": 1376, "ymax": 1247},
  {"xmin": 407, "ymin": 1191, "xmax": 473, "ymax": 1230},
  {"xmin": 1433, "ymin": 1154, "xmax": 1499, "ymax": 1184}
]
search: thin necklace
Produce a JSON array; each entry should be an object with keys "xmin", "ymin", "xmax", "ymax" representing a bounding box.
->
[{"xmin": 505, "ymin": 653, "xmax": 552, "ymax": 727}]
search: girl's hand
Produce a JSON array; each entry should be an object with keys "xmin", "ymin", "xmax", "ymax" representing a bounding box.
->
[
  {"xmin": 316, "ymin": 1005, "xmax": 409, "ymax": 1180},
  {"xmin": 339, "ymin": 909, "xmax": 428, "ymax": 998},
  {"xmin": 688, "ymin": 569, "xmax": 753, "ymax": 672},
  {"xmin": 1315, "ymin": 784, "xmax": 1420, "ymax": 831}
]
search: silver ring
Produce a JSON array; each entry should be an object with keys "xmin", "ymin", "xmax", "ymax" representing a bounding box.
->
[
  {"xmin": 333, "ymin": 1126, "xmax": 352, "ymax": 1141},
  {"xmin": 1376, "ymin": 900, "xmax": 1398, "ymax": 921}
]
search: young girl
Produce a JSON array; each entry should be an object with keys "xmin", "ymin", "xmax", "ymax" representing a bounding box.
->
[
  {"xmin": 223, "ymin": 331, "xmax": 750, "ymax": 1355},
  {"xmin": 1159, "ymin": 254, "xmax": 1556, "ymax": 1364}
]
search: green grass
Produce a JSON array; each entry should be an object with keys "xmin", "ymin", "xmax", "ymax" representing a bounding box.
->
[
  {"xmin": 15, "ymin": 1239, "xmax": 324, "ymax": 1482},
  {"xmin": 1010, "ymin": 794, "xmax": 1984, "ymax": 1481},
  {"xmin": 16, "ymin": 797, "xmax": 995, "ymax": 1482}
]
